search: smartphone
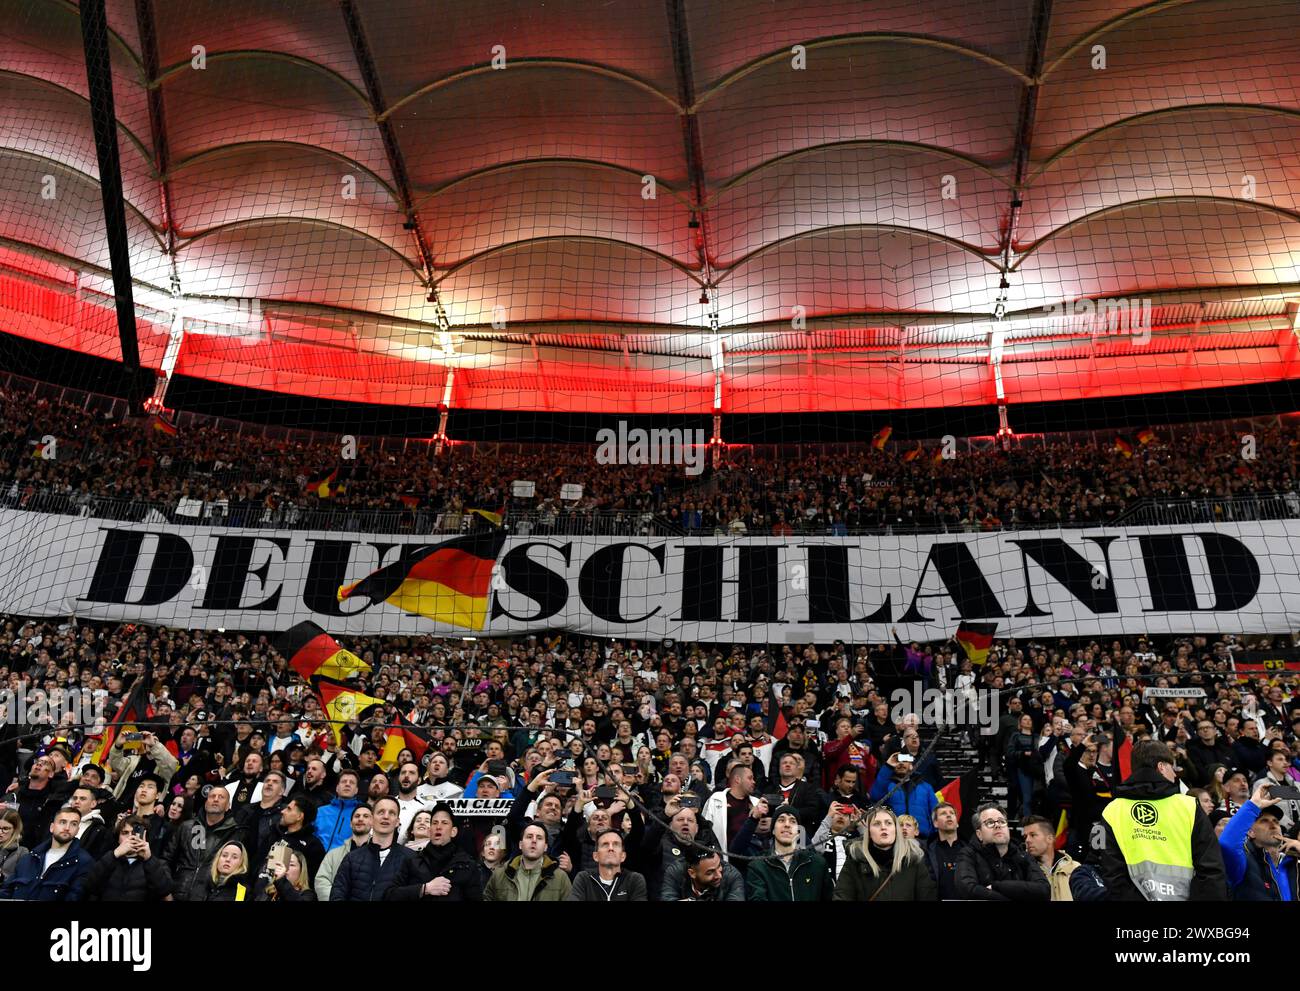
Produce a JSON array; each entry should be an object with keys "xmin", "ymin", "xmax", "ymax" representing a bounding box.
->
[
  {"xmin": 131, "ymin": 823, "xmax": 147, "ymax": 840},
  {"xmin": 897, "ymin": 753, "xmax": 915, "ymax": 764},
  {"xmin": 594, "ymin": 785, "xmax": 618, "ymax": 801},
  {"xmin": 762, "ymin": 794, "xmax": 783, "ymax": 811},
  {"xmin": 677, "ymin": 794, "xmax": 700, "ymax": 810},
  {"xmin": 620, "ymin": 763, "xmax": 637, "ymax": 776},
  {"xmin": 550, "ymin": 770, "xmax": 575, "ymax": 787},
  {"xmin": 1268, "ymin": 785, "xmax": 1300, "ymax": 801},
  {"xmin": 486, "ymin": 760, "xmax": 509, "ymax": 776}
]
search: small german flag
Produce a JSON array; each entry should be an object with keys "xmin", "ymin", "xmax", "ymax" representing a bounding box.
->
[
  {"xmin": 871, "ymin": 425, "xmax": 893, "ymax": 450},
  {"xmin": 954, "ymin": 621, "xmax": 996, "ymax": 666},
  {"xmin": 902, "ymin": 443, "xmax": 922, "ymax": 462},
  {"xmin": 1114, "ymin": 437, "xmax": 1134, "ymax": 458},
  {"xmin": 276, "ymin": 621, "xmax": 371, "ymax": 681},
  {"xmin": 935, "ymin": 771, "xmax": 980, "ymax": 839},
  {"xmin": 469, "ymin": 506, "xmax": 505, "ymax": 526},
  {"xmin": 308, "ymin": 469, "xmax": 340, "ymax": 499},
  {"xmin": 314, "ymin": 677, "xmax": 386, "ymax": 746},
  {"xmin": 932, "ymin": 446, "xmax": 946, "ymax": 464},
  {"xmin": 88, "ymin": 673, "xmax": 153, "ymax": 767},
  {"xmin": 337, "ymin": 530, "xmax": 506, "ymax": 630},
  {"xmin": 379, "ymin": 711, "xmax": 431, "ymax": 770},
  {"xmin": 1136, "ymin": 428, "xmax": 1155, "ymax": 445},
  {"xmin": 151, "ymin": 412, "xmax": 179, "ymax": 437},
  {"xmin": 1054, "ymin": 809, "xmax": 1070, "ymax": 851},
  {"xmin": 398, "ymin": 494, "xmax": 420, "ymax": 510}
]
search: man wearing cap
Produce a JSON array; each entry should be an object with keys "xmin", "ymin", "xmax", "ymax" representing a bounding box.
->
[
  {"xmin": 1100, "ymin": 741, "xmax": 1227, "ymax": 901},
  {"xmin": 745, "ymin": 805, "xmax": 832, "ymax": 901},
  {"xmin": 1218, "ymin": 781, "xmax": 1299, "ymax": 901},
  {"xmin": 384, "ymin": 802, "xmax": 482, "ymax": 901},
  {"xmin": 1252, "ymin": 745, "xmax": 1300, "ymax": 834}
]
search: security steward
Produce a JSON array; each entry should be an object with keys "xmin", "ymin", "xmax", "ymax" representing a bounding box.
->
[{"xmin": 1099, "ymin": 740, "xmax": 1227, "ymax": 900}]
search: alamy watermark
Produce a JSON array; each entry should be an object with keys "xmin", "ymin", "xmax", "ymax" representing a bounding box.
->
[
  {"xmin": 594, "ymin": 421, "xmax": 707, "ymax": 476},
  {"xmin": 1043, "ymin": 297, "xmax": 1153, "ymax": 344},
  {"xmin": 889, "ymin": 681, "xmax": 999, "ymax": 735},
  {"xmin": 0, "ymin": 688, "xmax": 106, "ymax": 732}
]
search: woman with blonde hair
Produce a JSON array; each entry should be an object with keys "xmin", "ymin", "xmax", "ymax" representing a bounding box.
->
[
  {"xmin": 833, "ymin": 805, "xmax": 937, "ymax": 901},
  {"xmin": 255, "ymin": 846, "xmax": 316, "ymax": 902},
  {"xmin": 191, "ymin": 841, "xmax": 252, "ymax": 902},
  {"xmin": 0, "ymin": 810, "xmax": 27, "ymax": 885}
]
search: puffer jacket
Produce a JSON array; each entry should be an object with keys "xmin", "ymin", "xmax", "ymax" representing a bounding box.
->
[
  {"xmin": 163, "ymin": 812, "xmax": 246, "ymax": 901},
  {"xmin": 79, "ymin": 849, "xmax": 175, "ymax": 902},
  {"xmin": 483, "ymin": 855, "xmax": 572, "ymax": 901},
  {"xmin": 314, "ymin": 795, "xmax": 361, "ymax": 852},
  {"xmin": 188, "ymin": 871, "xmax": 252, "ymax": 902},
  {"xmin": 833, "ymin": 842, "xmax": 938, "ymax": 901},
  {"xmin": 329, "ymin": 840, "xmax": 413, "ymax": 901}
]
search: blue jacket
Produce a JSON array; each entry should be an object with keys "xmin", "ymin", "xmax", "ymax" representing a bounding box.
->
[
  {"xmin": 329, "ymin": 840, "xmax": 413, "ymax": 902},
  {"xmin": 1218, "ymin": 801, "xmax": 1296, "ymax": 901},
  {"xmin": 315, "ymin": 796, "xmax": 362, "ymax": 852},
  {"xmin": 462, "ymin": 771, "xmax": 516, "ymax": 799},
  {"xmin": 869, "ymin": 766, "xmax": 938, "ymax": 837},
  {"xmin": 0, "ymin": 837, "xmax": 97, "ymax": 901}
]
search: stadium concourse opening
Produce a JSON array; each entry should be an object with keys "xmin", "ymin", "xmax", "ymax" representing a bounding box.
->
[{"xmin": 0, "ymin": 0, "xmax": 1298, "ymax": 969}]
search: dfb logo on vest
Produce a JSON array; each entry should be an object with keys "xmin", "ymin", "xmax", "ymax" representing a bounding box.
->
[{"xmin": 1130, "ymin": 802, "xmax": 1159, "ymax": 826}]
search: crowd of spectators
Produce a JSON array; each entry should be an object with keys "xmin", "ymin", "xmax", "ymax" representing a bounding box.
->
[
  {"xmin": 1, "ymin": 386, "xmax": 1298, "ymax": 535},
  {"xmin": 0, "ymin": 614, "xmax": 1295, "ymax": 902}
]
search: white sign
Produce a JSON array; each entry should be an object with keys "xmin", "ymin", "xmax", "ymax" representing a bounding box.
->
[
  {"xmin": 1142, "ymin": 687, "xmax": 1208, "ymax": 700},
  {"xmin": 2, "ymin": 509, "xmax": 1299, "ymax": 643},
  {"xmin": 511, "ymin": 480, "xmax": 536, "ymax": 498},
  {"xmin": 560, "ymin": 483, "xmax": 583, "ymax": 501}
]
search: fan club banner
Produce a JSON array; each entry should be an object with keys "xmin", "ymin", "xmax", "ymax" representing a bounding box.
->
[{"xmin": 2, "ymin": 508, "xmax": 1300, "ymax": 641}]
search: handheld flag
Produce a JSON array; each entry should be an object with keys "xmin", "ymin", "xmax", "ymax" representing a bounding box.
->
[
  {"xmin": 1114, "ymin": 437, "xmax": 1133, "ymax": 458},
  {"xmin": 314, "ymin": 677, "xmax": 386, "ymax": 746},
  {"xmin": 378, "ymin": 712, "xmax": 432, "ymax": 771},
  {"xmin": 954, "ymin": 622, "xmax": 996, "ymax": 666},
  {"xmin": 1055, "ymin": 809, "xmax": 1069, "ymax": 851},
  {"xmin": 1136, "ymin": 428, "xmax": 1155, "ymax": 445},
  {"xmin": 902, "ymin": 443, "xmax": 922, "ymax": 462},
  {"xmin": 469, "ymin": 506, "xmax": 505, "ymax": 526},
  {"xmin": 931, "ymin": 446, "xmax": 946, "ymax": 465},
  {"xmin": 935, "ymin": 771, "xmax": 980, "ymax": 839},
  {"xmin": 871, "ymin": 425, "xmax": 893, "ymax": 450},
  {"xmin": 89, "ymin": 673, "xmax": 153, "ymax": 767},
  {"xmin": 276, "ymin": 621, "xmax": 371, "ymax": 681},
  {"xmin": 150, "ymin": 412, "xmax": 179, "ymax": 437},
  {"xmin": 307, "ymin": 469, "xmax": 340, "ymax": 499},
  {"xmin": 337, "ymin": 530, "xmax": 506, "ymax": 630}
]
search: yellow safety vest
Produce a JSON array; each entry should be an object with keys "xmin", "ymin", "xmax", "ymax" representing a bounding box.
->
[{"xmin": 1102, "ymin": 793, "xmax": 1197, "ymax": 901}]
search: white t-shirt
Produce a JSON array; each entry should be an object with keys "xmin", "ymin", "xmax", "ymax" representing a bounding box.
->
[{"xmin": 43, "ymin": 845, "xmax": 68, "ymax": 875}]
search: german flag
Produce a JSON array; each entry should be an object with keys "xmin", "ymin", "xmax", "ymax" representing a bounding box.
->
[
  {"xmin": 871, "ymin": 425, "xmax": 892, "ymax": 450},
  {"xmin": 337, "ymin": 530, "xmax": 506, "ymax": 630},
  {"xmin": 314, "ymin": 677, "xmax": 386, "ymax": 746},
  {"xmin": 398, "ymin": 494, "xmax": 420, "ymax": 510},
  {"xmin": 378, "ymin": 711, "xmax": 431, "ymax": 770},
  {"xmin": 1054, "ymin": 809, "xmax": 1070, "ymax": 851},
  {"xmin": 902, "ymin": 443, "xmax": 922, "ymax": 462},
  {"xmin": 931, "ymin": 446, "xmax": 946, "ymax": 464},
  {"xmin": 1116, "ymin": 729, "xmax": 1133, "ymax": 782},
  {"xmin": 1136, "ymin": 428, "xmax": 1156, "ymax": 445},
  {"xmin": 276, "ymin": 621, "xmax": 371, "ymax": 681},
  {"xmin": 1114, "ymin": 437, "xmax": 1133, "ymax": 458},
  {"xmin": 307, "ymin": 469, "xmax": 340, "ymax": 499},
  {"xmin": 150, "ymin": 412, "xmax": 178, "ymax": 437},
  {"xmin": 88, "ymin": 672, "xmax": 153, "ymax": 767},
  {"xmin": 469, "ymin": 506, "xmax": 505, "ymax": 526},
  {"xmin": 935, "ymin": 771, "xmax": 979, "ymax": 839},
  {"xmin": 954, "ymin": 621, "xmax": 996, "ymax": 666}
]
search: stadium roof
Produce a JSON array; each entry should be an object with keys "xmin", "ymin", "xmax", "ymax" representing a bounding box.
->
[{"xmin": 2, "ymin": 0, "xmax": 1300, "ymax": 413}]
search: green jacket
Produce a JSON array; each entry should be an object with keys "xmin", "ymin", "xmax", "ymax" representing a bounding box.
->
[
  {"xmin": 483, "ymin": 855, "xmax": 572, "ymax": 902},
  {"xmin": 745, "ymin": 848, "xmax": 832, "ymax": 902}
]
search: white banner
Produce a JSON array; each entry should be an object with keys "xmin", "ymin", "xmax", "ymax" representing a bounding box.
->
[
  {"xmin": 2, "ymin": 508, "xmax": 1299, "ymax": 642},
  {"xmin": 1142, "ymin": 687, "xmax": 1208, "ymax": 700}
]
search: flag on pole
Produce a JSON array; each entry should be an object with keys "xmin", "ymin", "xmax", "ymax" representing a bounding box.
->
[
  {"xmin": 276, "ymin": 621, "xmax": 371, "ymax": 681},
  {"xmin": 378, "ymin": 712, "xmax": 432, "ymax": 770},
  {"xmin": 88, "ymin": 673, "xmax": 153, "ymax": 767},
  {"xmin": 313, "ymin": 678, "xmax": 386, "ymax": 747},
  {"xmin": 871, "ymin": 426, "xmax": 893, "ymax": 450},
  {"xmin": 935, "ymin": 771, "xmax": 980, "ymax": 839}
]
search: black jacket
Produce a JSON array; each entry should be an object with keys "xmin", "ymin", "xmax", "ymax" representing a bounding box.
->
[
  {"xmin": 924, "ymin": 835, "xmax": 965, "ymax": 900},
  {"xmin": 80, "ymin": 849, "xmax": 174, "ymax": 902},
  {"xmin": 271, "ymin": 826, "xmax": 326, "ymax": 879},
  {"xmin": 188, "ymin": 872, "xmax": 253, "ymax": 903},
  {"xmin": 637, "ymin": 816, "xmax": 723, "ymax": 900},
  {"xmin": 164, "ymin": 813, "xmax": 247, "ymax": 901},
  {"xmin": 565, "ymin": 869, "xmax": 648, "ymax": 902},
  {"xmin": 833, "ymin": 844, "xmax": 938, "ymax": 901},
  {"xmin": 330, "ymin": 840, "xmax": 413, "ymax": 902},
  {"xmin": 383, "ymin": 841, "xmax": 482, "ymax": 901},
  {"xmin": 236, "ymin": 799, "xmax": 286, "ymax": 868},
  {"xmin": 254, "ymin": 876, "xmax": 318, "ymax": 902},
  {"xmin": 955, "ymin": 840, "xmax": 1051, "ymax": 901},
  {"xmin": 1098, "ymin": 768, "xmax": 1228, "ymax": 901},
  {"xmin": 16, "ymin": 778, "xmax": 72, "ymax": 839}
]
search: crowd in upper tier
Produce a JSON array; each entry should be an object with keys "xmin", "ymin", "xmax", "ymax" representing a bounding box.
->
[{"xmin": 0, "ymin": 386, "xmax": 1297, "ymax": 534}]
